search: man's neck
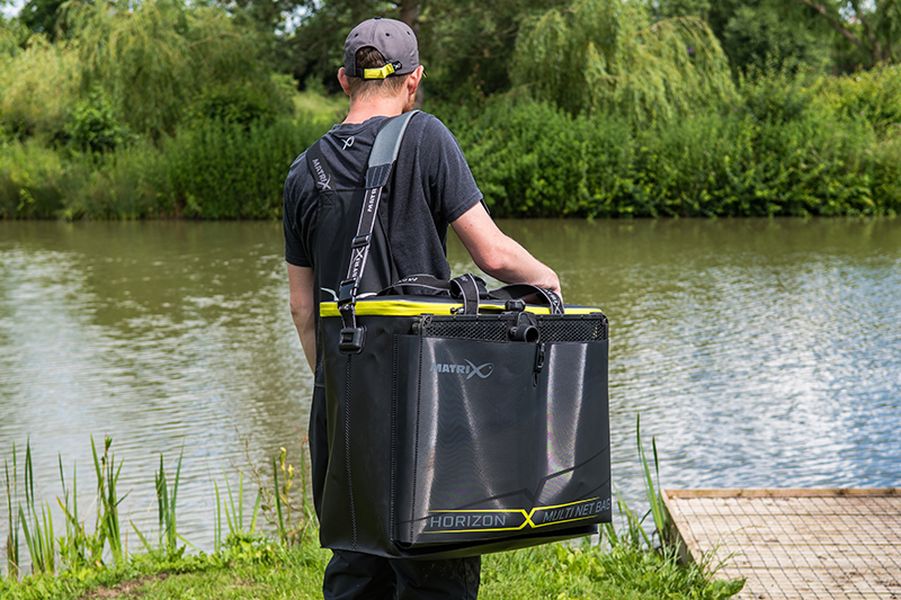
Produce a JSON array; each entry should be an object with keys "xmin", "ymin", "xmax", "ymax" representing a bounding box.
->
[{"xmin": 342, "ymin": 95, "xmax": 407, "ymax": 124}]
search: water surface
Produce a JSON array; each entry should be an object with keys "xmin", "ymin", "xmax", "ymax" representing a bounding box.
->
[{"xmin": 1, "ymin": 219, "xmax": 898, "ymax": 561}]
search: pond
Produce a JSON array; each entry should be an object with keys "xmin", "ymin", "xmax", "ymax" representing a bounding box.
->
[{"xmin": 0, "ymin": 218, "xmax": 898, "ymax": 564}]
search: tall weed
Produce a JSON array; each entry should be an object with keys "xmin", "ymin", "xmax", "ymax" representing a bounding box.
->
[{"xmin": 3, "ymin": 444, "xmax": 19, "ymax": 579}]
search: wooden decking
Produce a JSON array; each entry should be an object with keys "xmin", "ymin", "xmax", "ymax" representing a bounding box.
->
[{"xmin": 662, "ymin": 488, "xmax": 901, "ymax": 599}]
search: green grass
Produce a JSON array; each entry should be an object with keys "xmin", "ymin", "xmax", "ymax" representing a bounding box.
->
[
  {"xmin": 0, "ymin": 533, "xmax": 742, "ymax": 599},
  {"xmin": 291, "ymin": 91, "xmax": 345, "ymax": 121}
]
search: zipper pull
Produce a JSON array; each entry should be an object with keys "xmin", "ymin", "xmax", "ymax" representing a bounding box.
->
[{"xmin": 533, "ymin": 342, "xmax": 546, "ymax": 386}]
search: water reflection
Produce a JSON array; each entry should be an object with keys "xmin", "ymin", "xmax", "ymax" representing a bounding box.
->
[{"xmin": 1, "ymin": 219, "xmax": 898, "ymax": 563}]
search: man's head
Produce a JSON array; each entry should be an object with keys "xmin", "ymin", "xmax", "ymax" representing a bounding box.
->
[{"xmin": 338, "ymin": 17, "xmax": 423, "ymax": 109}]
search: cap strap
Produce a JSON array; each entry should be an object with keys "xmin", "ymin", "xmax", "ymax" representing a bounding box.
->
[{"xmin": 362, "ymin": 61, "xmax": 400, "ymax": 79}]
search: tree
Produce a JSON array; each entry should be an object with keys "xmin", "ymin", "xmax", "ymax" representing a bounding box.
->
[
  {"xmin": 512, "ymin": 0, "xmax": 735, "ymax": 123},
  {"xmin": 284, "ymin": 0, "xmax": 558, "ymax": 100},
  {"xmin": 795, "ymin": 0, "xmax": 900, "ymax": 67},
  {"xmin": 284, "ymin": 1, "xmax": 420, "ymax": 91},
  {"xmin": 19, "ymin": 0, "xmax": 66, "ymax": 39},
  {"xmin": 63, "ymin": 0, "xmax": 292, "ymax": 137},
  {"xmin": 710, "ymin": 0, "xmax": 833, "ymax": 74},
  {"xmin": 417, "ymin": 0, "xmax": 568, "ymax": 100}
]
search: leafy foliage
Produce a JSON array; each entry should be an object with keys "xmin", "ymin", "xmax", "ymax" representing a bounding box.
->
[
  {"xmin": 64, "ymin": 0, "xmax": 292, "ymax": 138},
  {"xmin": 705, "ymin": 0, "xmax": 833, "ymax": 74},
  {"xmin": 19, "ymin": 0, "xmax": 65, "ymax": 39},
  {"xmin": 512, "ymin": 0, "xmax": 736, "ymax": 123},
  {"xmin": 440, "ymin": 75, "xmax": 894, "ymax": 218},
  {"xmin": 0, "ymin": 35, "xmax": 80, "ymax": 141},
  {"xmin": 66, "ymin": 91, "xmax": 128, "ymax": 153}
]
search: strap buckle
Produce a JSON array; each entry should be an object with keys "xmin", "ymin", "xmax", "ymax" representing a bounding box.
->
[
  {"xmin": 337, "ymin": 279, "xmax": 357, "ymax": 305},
  {"xmin": 351, "ymin": 234, "xmax": 371, "ymax": 249},
  {"xmin": 339, "ymin": 325, "xmax": 365, "ymax": 354}
]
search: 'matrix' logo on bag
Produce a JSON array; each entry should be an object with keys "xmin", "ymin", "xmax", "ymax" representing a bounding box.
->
[{"xmin": 431, "ymin": 360, "xmax": 494, "ymax": 380}]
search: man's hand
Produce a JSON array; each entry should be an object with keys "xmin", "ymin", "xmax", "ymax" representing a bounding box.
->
[
  {"xmin": 287, "ymin": 264, "xmax": 317, "ymax": 370},
  {"xmin": 451, "ymin": 202, "xmax": 562, "ymax": 300}
]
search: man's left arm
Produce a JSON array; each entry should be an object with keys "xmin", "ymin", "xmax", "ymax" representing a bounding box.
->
[{"xmin": 287, "ymin": 264, "xmax": 316, "ymax": 370}]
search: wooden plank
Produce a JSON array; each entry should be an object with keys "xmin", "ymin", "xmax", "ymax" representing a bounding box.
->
[
  {"xmin": 663, "ymin": 488, "xmax": 901, "ymax": 600},
  {"xmin": 663, "ymin": 487, "xmax": 900, "ymax": 499}
]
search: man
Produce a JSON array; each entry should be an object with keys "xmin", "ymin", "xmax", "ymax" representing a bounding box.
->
[{"xmin": 283, "ymin": 17, "xmax": 561, "ymax": 600}]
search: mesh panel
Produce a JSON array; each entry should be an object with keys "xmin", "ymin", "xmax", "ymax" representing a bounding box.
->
[
  {"xmin": 539, "ymin": 316, "xmax": 608, "ymax": 342},
  {"xmin": 417, "ymin": 317, "xmax": 508, "ymax": 342},
  {"xmin": 418, "ymin": 314, "xmax": 607, "ymax": 342}
]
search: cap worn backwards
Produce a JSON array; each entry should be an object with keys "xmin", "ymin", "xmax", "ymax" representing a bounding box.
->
[{"xmin": 344, "ymin": 17, "xmax": 420, "ymax": 80}]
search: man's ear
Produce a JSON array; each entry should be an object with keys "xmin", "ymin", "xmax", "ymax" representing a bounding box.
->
[
  {"xmin": 405, "ymin": 65, "xmax": 423, "ymax": 97},
  {"xmin": 337, "ymin": 67, "xmax": 351, "ymax": 97}
]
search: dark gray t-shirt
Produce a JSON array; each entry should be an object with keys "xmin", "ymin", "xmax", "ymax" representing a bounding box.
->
[{"xmin": 283, "ymin": 112, "xmax": 483, "ymax": 282}]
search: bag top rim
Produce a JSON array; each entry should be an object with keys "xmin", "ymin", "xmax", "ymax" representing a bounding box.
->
[{"xmin": 319, "ymin": 297, "xmax": 604, "ymax": 318}]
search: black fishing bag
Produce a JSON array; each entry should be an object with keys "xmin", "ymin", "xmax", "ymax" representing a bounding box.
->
[{"xmin": 310, "ymin": 112, "xmax": 611, "ymax": 559}]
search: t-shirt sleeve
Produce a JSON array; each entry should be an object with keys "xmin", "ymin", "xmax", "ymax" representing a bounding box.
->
[
  {"xmin": 283, "ymin": 155, "xmax": 312, "ymax": 267},
  {"xmin": 423, "ymin": 116, "xmax": 484, "ymax": 223}
]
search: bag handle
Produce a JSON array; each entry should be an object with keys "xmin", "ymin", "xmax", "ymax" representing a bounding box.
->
[
  {"xmin": 449, "ymin": 273, "xmax": 484, "ymax": 315},
  {"xmin": 489, "ymin": 284, "xmax": 564, "ymax": 315},
  {"xmin": 336, "ymin": 110, "xmax": 420, "ymax": 353},
  {"xmin": 378, "ymin": 274, "xmax": 563, "ymax": 315}
]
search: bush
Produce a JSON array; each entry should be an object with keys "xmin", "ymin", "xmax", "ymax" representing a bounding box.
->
[
  {"xmin": 66, "ymin": 92, "xmax": 129, "ymax": 153},
  {"xmin": 66, "ymin": 142, "xmax": 171, "ymax": 219},
  {"xmin": 164, "ymin": 117, "xmax": 327, "ymax": 219},
  {"xmin": 871, "ymin": 133, "xmax": 901, "ymax": 214},
  {"xmin": 444, "ymin": 87, "xmax": 892, "ymax": 218},
  {"xmin": 0, "ymin": 113, "xmax": 331, "ymax": 220},
  {"xmin": 632, "ymin": 113, "xmax": 758, "ymax": 217},
  {"xmin": 449, "ymin": 96, "xmax": 634, "ymax": 217},
  {"xmin": 813, "ymin": 65, "xmax": 901, "ymax": 136},
  {"xmin": 0, "ymin": 140, "xmax": 83, "ymax": 218}
]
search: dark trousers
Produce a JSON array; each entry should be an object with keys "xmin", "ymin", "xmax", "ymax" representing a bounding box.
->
[{"xmin": 323, "ymin": 550, "xmax": 481, "ymax": 600}]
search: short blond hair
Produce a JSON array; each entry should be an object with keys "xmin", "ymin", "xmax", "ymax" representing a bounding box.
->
[{"xmin": 347, "ymin": 47, "xmax": 409, "ymax": 99}]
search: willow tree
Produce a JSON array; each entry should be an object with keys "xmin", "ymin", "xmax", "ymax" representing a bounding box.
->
[
  {"xmin": 0, "ymin": 35, "xmax": 81, "ymax": 138},
  {"xmin": 511, "ymin": 0, "xmax": 735, "ymax": 124},
  {"xmin": 62, "ymin": 0, "xmax": 291, "ymax": 138}
]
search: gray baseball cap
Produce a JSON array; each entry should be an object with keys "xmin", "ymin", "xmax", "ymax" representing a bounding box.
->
[{"xmin": 344, "ymin": 17, "xmax": 420, "ymax": 80}]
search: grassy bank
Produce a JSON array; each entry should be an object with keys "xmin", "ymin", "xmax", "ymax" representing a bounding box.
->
[
  {"xmin": 1, "ymin": 421, "xmax": 744, "ymax": 599},
  {"xmin": 1, "ymin": 534, "xmax": 742, "ymax": 599}
]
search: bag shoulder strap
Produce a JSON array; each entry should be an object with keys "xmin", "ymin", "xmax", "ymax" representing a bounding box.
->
[{"xmin": 337, "ymin": 109, "xmax": 420, "ymax": 352}]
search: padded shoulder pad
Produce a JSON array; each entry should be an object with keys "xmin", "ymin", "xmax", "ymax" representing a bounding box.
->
[{"xmin": 368, "ymin": 110, "xmax": 419, "ymax": 168}]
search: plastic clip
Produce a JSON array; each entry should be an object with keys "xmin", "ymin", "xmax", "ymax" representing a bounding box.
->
[
  {"xmin": 339, "ymin": 326, "xmax": 365, "ymax": 353},
  {"xmin": 505, "ymin": 299, "xmax": 526, "ymax": 312},
  {"xmin": 337, "ymin": 279, "xmax": 357, "ymax": 305}
]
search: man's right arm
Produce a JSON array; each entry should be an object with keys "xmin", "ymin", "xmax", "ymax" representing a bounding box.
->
[{"xmin": 451, "ymin": 202, "xmax": 562, "ymax": 298}]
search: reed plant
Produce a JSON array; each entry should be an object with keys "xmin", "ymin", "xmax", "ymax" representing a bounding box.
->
[
  {"xmin": 155, "ymin": 449, "xmax": 183, "ymax": 556},
  {"xmin": 56, "ymin": 455, "xmax": 93, "ymax": 570},
  {"xmin": 602, "ymin": 414, "xmax": 669, "ymax": 551},
  {"xmin": 18, "ymin": 440, "xmax": 56, "ymax": 574},
  {"xmin": 3, "ymin": 442, "xmax": 19, "ymax": 579},
  {"xmin": 213, "ymin": 471, "xmax": 261, "ymax": 552},
  {"xmin": 90, "ymin": 434, "xmax": 128, "ymax": 566}
]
